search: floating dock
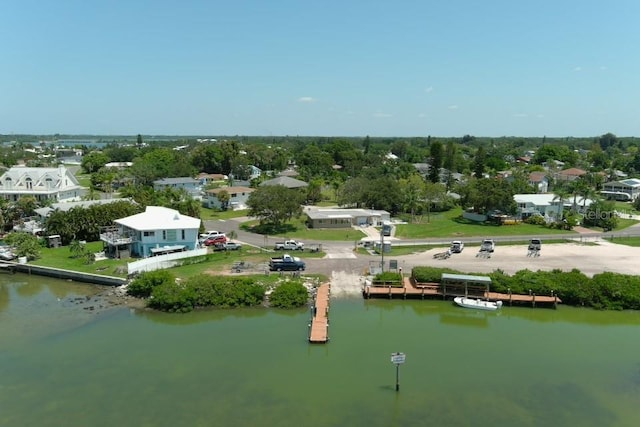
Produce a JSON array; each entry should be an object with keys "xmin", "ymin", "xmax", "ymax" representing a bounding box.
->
[
  {"xmin": 308, "ymin": 283, "xmax": 330, "ymax": 343},
  {"xmin": 364, "ymin": 277, "xmax": 560, "ymax": 308}
]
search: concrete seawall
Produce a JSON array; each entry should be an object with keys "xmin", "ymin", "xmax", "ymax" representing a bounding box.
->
[{"xmin": 7, "ymin": 262, "xmax": 126, "ymax": 287}]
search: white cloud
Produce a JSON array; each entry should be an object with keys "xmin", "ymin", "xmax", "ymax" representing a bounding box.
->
[
  {"xmin": 513, "ymin": 113, "xmax": 528, "ymax": 118},
  {"xmin": 373, "ymin": 112, "xmax": 392, "ymax": 118},
  {"xmin": 418, "ymin": 113, "xmax": 427, "ymax": 118},
  {"xmin": 448, "ymin": 105, "xmax": 459, "ymax": 110},
  {"xmin": 298, "ymin": 97, "xmax": 316, "ymax": 103},
  {"xmin": 424, "ymin": 86, "xmax": 433, "ymax": 93},
  {"xmin": 573, "ymin": 66, "xmax": 582, "ymax": 72}
]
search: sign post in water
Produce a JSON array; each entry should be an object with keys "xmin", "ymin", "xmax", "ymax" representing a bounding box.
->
[{"xmin": 390, "ymin": 352, "xmax": 406, "ymax": 392}]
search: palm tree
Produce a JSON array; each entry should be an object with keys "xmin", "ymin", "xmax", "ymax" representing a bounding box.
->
[{"xmin": 552, "ymin": 188, "xmax": 570, "ymax": 221}]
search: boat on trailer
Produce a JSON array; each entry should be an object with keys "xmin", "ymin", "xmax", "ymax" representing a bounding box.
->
[{"xmin": 454, "ymin": 296, "xmax": 503, "ymax": 311}]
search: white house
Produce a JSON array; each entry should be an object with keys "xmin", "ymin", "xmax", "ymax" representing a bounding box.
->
[
  {"xmin": 101, "ymin": 206, "xmax": 201, "ymax": 258},
  {"xmin": 514, "ymin": 193, "xmax": 594, "ymax": 220},
  {"xmin": 203, "ymin": 186, "xmax": 254, "ymax": 210},
  {"xmin": 514, "ymin": 194, "xmax": 562, "ymax": 220},
  {"xmin": 601, "ymin": 179, "xmax": 640, "ymax": 201},
  {"xmin": 0, "ymin": 165, "xmax": 85, "ymax": 202},
  {"xmin": 305, "ymin": 207, "xmax": 390, "ymax": 229}
]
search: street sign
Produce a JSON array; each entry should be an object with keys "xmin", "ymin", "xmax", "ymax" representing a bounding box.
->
[{"xmin": 390, "ymin": 352, "xmax": 406, "ymax": 364}]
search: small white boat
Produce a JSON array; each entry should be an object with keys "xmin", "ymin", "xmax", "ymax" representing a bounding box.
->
[{"xmin": 454, "ymin": 296, "xmax": 503, "ymax": 311}]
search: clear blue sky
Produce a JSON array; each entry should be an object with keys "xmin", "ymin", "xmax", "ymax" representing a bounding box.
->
[{"xmin": 1, "ymin": 0, "xmax": 639, "ymax": 137}]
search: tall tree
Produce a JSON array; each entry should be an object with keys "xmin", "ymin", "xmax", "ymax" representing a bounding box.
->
[
  {"xmin": 428, "ymin": 140, "xmax": 443, "ymax": 183},
  {"xmin": 246, "ymin": 185, "xmax": 305, "ymax": 227},
  {"xmin": 473, "ymin": 146, "xmax": 486, "ymax": 179}
]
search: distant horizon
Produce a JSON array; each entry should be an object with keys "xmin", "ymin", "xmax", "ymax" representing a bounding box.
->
[{"xmin": 1, "ymin": 132, "xmax": 638, "ymax": 141}]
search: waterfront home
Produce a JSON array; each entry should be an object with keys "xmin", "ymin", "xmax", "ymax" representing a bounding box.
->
[
  {"xmin": 203, "ymin": 186, "xmax": 254, "ymax": 210},
  {"xmin": 101, "ymin": 206, "xmax": 200, "ymax": 258},
  {"xmin": 0, "ymin": 165, "xmax": 85, "ymax": 203}
]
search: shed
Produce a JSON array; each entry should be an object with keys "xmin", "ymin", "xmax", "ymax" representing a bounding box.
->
[{"xmin": 441, "ymin": 273, "xmax": 492, "ymax": 298}]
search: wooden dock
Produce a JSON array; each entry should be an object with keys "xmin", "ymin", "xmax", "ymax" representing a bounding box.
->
[
  {"xmin": 309, "ymin": 283, "xmax": 330, "ymax": 343},
  {"xmin": 364, "ymin": 277, "xmax": 560, "ymax": 308}
]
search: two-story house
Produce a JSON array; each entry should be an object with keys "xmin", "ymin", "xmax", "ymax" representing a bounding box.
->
[
  {"xmin": 101, "ymin": 206, "xmax": 201, "ymax": 259},
  {"xmin": 601, "ymin": 178, "xmax": 640, "ymax": 201},
  {"xmin": 0, "ymin": 165, "xmax": 85, "ymax": 202}
]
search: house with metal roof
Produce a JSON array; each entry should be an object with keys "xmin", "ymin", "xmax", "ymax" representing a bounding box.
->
[
  {"xmin": 601, "ymin": 178, "xmax": 640, "ymax": 201},
  {"xmin": 260, "ymin": 176, "xmax": 308, "ymax": 189},
  {"xmin": 153, "ymin": 177, "xmax": 202, "ymax": 198},
  {"xmin": 100, "ymin": 206, "xmax": 200, "ymax": 258},
  {"xmin": 305, "ymin": 207, "xmax": 390, "ymax": 229},
  {"xmin": 514, "ymin": 193, "xmax": 594, "ymax": 220},
  {"xmin": 0, "ymin": 165, "xmax": 85, "ymax": 203}
]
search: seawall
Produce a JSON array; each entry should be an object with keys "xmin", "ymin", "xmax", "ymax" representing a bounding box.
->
[{"xmin": 7, "ymin": 262, "xmax": 126, "ymax": 287}]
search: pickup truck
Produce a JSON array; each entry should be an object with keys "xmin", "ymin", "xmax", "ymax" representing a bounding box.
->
[
  {"xmin": 450, "ymin": 241, "xmax": 464, "ymax": 253},
  {"xmin": 269, "ymin": 254, "xmax": 306, "ymax": 271},
  {"xmin": 274, "ymin": 240, "xmax": 305, "ymax": 251},
  {"xmin": 480, "ymin": 239, "xmax": 495, "ymax": 253}
]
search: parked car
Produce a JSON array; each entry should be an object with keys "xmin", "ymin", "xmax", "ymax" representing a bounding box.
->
[
  {"xmin": 450, "ymin": 241, "xmax": 464, "ymax": 253},
  {"xmin": 274, "ymin": 240, "xmax": 304, "ymax": 251},
  {"xmin": 199, "ymin": 230, "xmax": 225, "ymax": 244},
  {"xmin": 224, "ymin": 242, "xmax": 242, "ymax": 251},
  {"xmin": 204, "ymin": 235, "xmax": 228, "ymax": 246}
]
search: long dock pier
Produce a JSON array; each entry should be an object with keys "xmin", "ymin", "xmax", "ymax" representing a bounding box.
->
[
  {"xmin": 364, "ymin": 277, "xmax": 560, "ymax": 308},
  {"xmin": 308, "ymin": 283, "xmax": 330, "ymax": 343}
]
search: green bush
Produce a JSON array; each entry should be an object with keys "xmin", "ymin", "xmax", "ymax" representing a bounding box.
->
[
  {"xmin": 127, "ymin": 270, "xmax": 176, "ymax": 297},
  {"xmin": 374, "ymin": 272, "xmax": 402, "ymax": 282},
  {"xmin": 269, "ymin": 280, "xmax": 309, "ymax": 308},
  {"xmin": 411, "ymin": 266, "xmax": 463, "ymax": 283},
  {"xmin": 147, "ymin": 274, "xmax": 266, "ymax": 312}
]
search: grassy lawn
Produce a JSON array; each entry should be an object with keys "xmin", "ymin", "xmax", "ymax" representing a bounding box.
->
[
  {"xmin": 395, "ymin": 208, "xmax": 575, "ymax": 239},
  {"xmin": 32, "ymin": 242, "xmax": 130, "ymax": 277},
  {"xmin": 74, "ymin": 173, "xmax": 92, "ymax": 188},
  {"xmin": 604, "ymin": 236, "xmax": 640, "ymax": 247},
  {"xmin": 31, "ymin": 242, "xmax": 325, "ymax": 280},
  {"xmin": 241, "ymin": 217, "xmax": 366, "ymax": 241},
  {"xmin": 200, "ymin": 207, "xmax": 250, "ymax": 220},
  {"xmin": 613, "ymin": 201, "xmax": 639, "ymax": 215}
]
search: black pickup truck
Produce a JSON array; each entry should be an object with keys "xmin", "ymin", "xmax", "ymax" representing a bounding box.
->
[{"xmin": 269, "ymin": 254, "xmax": 306, "ymax": 271}]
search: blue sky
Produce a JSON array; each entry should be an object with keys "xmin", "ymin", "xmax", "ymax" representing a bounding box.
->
[{"xmin": 1, "ymin": 0, "xmax": 639, "ymax": 137}]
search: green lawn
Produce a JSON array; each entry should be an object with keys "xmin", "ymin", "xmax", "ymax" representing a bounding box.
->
[
  {"xmin": 32, "ymin": 242, "xmax": 130, "ymax": 277},
  {"xmin": 241, "ymin": 217, "xmax": 366, "ymax": 242},
  {"xmin": 31, "ymin": 241, "xmax": 325, "ymax": 280},
  {"xmin": 603, "ymin": 236, "xmax": 640, "ymax": 247},
  {"xmin": 613, "ymin": 201, "xmax": 639, "ymax": 215},
  {"xmin": 200, "ymin": 207, "xmax": 250, "ymax": 220},
  {"xmin": 395, "ymin": 208, "xmax": 575, "ymax": 239}
]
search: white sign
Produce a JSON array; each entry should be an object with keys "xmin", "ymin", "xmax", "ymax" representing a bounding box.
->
[{"xmin": 390, "ymin": 352, "xmax": 406, "ymax": 364}]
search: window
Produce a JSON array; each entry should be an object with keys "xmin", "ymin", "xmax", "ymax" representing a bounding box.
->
[
  {"xmin": 181, "ymin": 229, "xmax": 185, "ymax": 240},
  {"xmin": 25, "ymin": 178, "xmax": 33, "ymax": 189},
  {"xmin": 45, "ymin": 178, "xmax": 53, "ymax": 189},
  {"xmin": 143, "ymin": 231, "xmax": 155, "ymax": 237},
  {"xmin": 4, "ymin": 177, "xmax": 11, "ymax": 189}
]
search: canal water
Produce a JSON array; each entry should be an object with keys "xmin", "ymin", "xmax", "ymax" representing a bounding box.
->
[{"xmin": 2, "ymin": 274, "xmax": 640, "ymax": 427}]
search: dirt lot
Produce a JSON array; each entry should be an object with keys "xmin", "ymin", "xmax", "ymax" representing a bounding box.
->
[{"xmin": 309, "ymin": 239, "xmax": 640, "ymax": 297}]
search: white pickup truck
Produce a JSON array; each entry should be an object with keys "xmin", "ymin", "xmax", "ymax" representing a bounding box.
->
[{"xmin": 274, "ymin": 240, "xmax": 305, "ymax": 251}]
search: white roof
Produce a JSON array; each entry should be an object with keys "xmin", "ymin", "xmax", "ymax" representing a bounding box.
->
[
  {"xmin": 115, "ymin": 206, "xmax": 200, "ymax": 231},
  {"xmin": 513, "ymin": 194, "xmax": 557, "ymax": 206}
]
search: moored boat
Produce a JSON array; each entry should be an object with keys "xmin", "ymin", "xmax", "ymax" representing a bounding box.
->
[{"xmin": 454, "ymin": 296, "xmax": 503, "ymax": 311}]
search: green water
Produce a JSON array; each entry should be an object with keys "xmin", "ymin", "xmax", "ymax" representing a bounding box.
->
[{"xmin": 2, "ymin": 275, "xmax": 640, "ymax": 427}]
